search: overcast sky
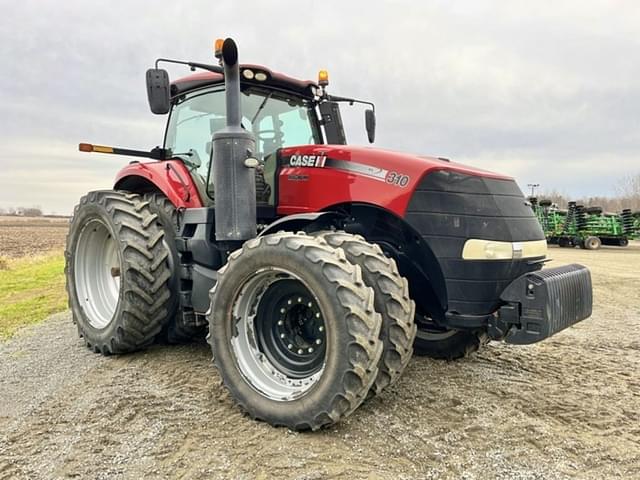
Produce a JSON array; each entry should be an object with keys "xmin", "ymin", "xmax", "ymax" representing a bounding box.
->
[{"xmin": 0, "ymin": 0, "xmax": 638, "ymax": 214}]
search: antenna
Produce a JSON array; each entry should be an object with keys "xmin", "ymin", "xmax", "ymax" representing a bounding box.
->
[{"xmin": 527, "ymin": 183, "xmax": 540, "ymax": 197}]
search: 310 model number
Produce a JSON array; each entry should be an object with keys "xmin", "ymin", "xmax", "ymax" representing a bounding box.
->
[{"xmin": 385, "ymin": 171, "xmax": 410, "ymax": 187}]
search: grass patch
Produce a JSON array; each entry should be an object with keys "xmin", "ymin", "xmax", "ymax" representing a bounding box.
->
[{"xmin": 0, "ymin": 252, "xmax": 67, "ymax": 339}]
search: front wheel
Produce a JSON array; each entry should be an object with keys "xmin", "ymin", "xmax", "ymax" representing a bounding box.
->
[
  {"xmin": 208, "ymin": 232, "xmax": 383, "ymax": 430},
  {"xmin": 413, "ymin": 316, "xmax": 487, "ymax": 360}
]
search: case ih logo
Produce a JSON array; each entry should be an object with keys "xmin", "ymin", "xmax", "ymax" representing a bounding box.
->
[{"xmin": 288, "ymin": 154, "xmax": 327, "ymax": 167}]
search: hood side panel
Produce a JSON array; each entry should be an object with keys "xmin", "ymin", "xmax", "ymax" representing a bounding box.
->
[{"xmin": 277, "ymin": 145, "xmax": 511, "ymax": 217}]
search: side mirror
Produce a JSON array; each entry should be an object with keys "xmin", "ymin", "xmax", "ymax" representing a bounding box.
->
[
  {"xmin": 365, "ymin": 109, "xmax": 376, "ymax": 143},
  {"xmin": 146, "ymin": 68, "xmax": 171, "ymax": 114}
]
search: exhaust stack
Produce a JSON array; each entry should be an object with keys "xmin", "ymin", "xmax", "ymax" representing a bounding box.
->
[{"xmin": 212, "ymin": 38, "xmax": 257, "ymax": 242}]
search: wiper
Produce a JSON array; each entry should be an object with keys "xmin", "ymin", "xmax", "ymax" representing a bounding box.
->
[{"xmin": 250, "ymin": 93, "xmax": 273, "ymax": 124}]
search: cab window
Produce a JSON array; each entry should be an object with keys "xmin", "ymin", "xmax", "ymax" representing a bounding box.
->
[{"xmin": 164, "ymin": 86, "xmax": 319, "ymax": 205}]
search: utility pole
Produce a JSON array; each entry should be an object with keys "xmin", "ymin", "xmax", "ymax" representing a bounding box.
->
[{"xmin": 527, "ymin": 183, "xmax": 540, "ymax": 197}]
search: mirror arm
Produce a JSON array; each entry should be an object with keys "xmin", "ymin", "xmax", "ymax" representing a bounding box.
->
[
  {"xmin": 327, "ymin": 95, "xmax": 375, "ymax": 113},
  {"xmin": 154, "ymin": 58, "xmax": 224, "ymax": 75}
]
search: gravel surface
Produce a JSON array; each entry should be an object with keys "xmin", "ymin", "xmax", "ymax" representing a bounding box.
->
[{"xmin": 1, "ymin": 245, "xmax": 639, "ymax": 479}]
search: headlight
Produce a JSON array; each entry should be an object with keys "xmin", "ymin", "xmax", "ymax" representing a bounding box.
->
[{"xmin": 462, "ymin": 239, "xmax": 547, "ymax": 260}]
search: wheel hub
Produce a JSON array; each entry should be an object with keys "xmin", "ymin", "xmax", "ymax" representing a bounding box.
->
[
  {"xmin": 256, "ymin": 282, "xmax": 326, "ymax": 379},
  {"xmin": 73, "ymin": 219, "xmax": 121, "ymax": 329},
  {"xmin": 229, "ymin": 269, "xmax": 327, "ymax": 401}
]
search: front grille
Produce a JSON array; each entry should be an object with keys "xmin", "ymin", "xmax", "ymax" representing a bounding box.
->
[{"xmin": 405, "ymin": 169, "xmax": 545, "ymax": 315}]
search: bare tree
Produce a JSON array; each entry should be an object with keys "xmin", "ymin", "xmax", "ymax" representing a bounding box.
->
[
  {"xmin": 21, "ymin": 207, "xmax": 43, "ymax": 217},
  {"xmin": 615, "ymin": 173, "xmax": 640, "ymax": 210}
]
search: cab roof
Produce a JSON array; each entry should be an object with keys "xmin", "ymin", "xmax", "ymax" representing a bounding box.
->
[{"xmin": 171, "ymin": 64, "xmax": 318, "ymax": 98}]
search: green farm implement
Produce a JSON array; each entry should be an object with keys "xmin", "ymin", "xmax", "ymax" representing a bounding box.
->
[{"xmin": 530, "ymin": 198, "xmax": 639, "ymax": 250}]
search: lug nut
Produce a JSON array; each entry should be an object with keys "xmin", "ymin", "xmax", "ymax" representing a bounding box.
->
[
  {"xmin": 277, "ymin": 320, "xmax": 284, "ymax": 326},
  {"xmin": 297, "ymin": 348, "xmax": 304, "ymax": 354},
  {"xmin": 298, "ymin": 297, "xmax": 302, "ymax": 303},
  {"xmin": 315, "ymin": 339, "xmax": 322, "ymax": 345},
  {"xmin": 307, "ymin": 302, "xmax": 312, "ymax": 307},
  {"xmin": 280, "ymin": 333, "xmax": 286, "ymax": 339},
  {"xmin": 308, "ymin": 347, "xmax": 314, "ymax": 353},
  {"xmin": 287, "ymin": 299, "xmax": 292, "ymax": 305},
  {"xmin": 280, "ymin": 308, "xmax": 286, "ymax": 314},
  {"xmin": 287, "ymin": 344, "xmax": 293, "ymax": 350},
  {"xmin": 315, "ymin": 313, "xmax": 321, "ymax": 318},
  {"xmin": 318, "ymin": 326, "xmax": 324, "ymax": 332}
]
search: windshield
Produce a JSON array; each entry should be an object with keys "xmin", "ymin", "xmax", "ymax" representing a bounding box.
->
[{"xmin": 164, "ymin": 87, "xmax": 319, "ymax": 182}]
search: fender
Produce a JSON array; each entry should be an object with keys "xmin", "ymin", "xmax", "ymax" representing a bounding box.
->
[
  {"xmin": 114, "ymin": 160, "xmax": 203, "ymax": 208},
  {"xmin": 259, "ymin": 211, "xmax": 346, "ymax": 237}
]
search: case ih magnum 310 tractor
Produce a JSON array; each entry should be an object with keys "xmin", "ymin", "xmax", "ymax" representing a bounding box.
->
[{"xmin": 67, "ymin": 38, "xmax": 593, "ymax": 430}]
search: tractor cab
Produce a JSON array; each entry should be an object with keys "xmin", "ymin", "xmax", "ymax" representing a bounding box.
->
[{"xmin": 164, "ymin": 67, "xmax": 325, "ymax": 207}]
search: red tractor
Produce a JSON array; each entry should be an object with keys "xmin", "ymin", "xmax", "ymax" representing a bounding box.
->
[{"xmin": 67, "ymin": 38, "xmax": 593, "ymax": 430}]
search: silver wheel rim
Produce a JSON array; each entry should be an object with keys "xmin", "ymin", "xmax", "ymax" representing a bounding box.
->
[
  {"xmin": 416, "ymin": 316, "xmax": 457, "ymax": 341},
  {"xmin": 74, "ymin": 219, "xmax": 121, "ymax": 329},
  {"xmin": 416, "ymin": 329, "xmax": 457, "ymax": 341},
  {"xmin": 230, "ymin": 268, "xmax": 325, "ymax": 402}
]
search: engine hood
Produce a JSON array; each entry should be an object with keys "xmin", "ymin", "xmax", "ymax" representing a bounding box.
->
[
  {"xmin": 278, "ymin": 144, "xmax": 515, "ymax": 217},
  {"xmin": 280, "ymin": 144, "xmax": 511, "ymax": 183}
]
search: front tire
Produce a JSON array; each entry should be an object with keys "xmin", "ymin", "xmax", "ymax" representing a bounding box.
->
[
  {"xmin": 65, "ymin": 191, "xmax": 172, "ymax": 354},
  {"xmin": 413, "ymin": 313, "xmax": 487, "ymax": 360},
  {"xmin": 208, "ymin": 232, "xmax": 383, "ymax": 430}
]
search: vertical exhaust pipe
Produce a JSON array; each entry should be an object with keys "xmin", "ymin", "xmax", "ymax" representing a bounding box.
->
[{"xmin": 212, "ymin": 38, "xmax": 257, "ymax": 243}]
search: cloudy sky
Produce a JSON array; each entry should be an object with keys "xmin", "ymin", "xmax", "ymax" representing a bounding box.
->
[{"xmin": 0, "ymin": 0, "xmax": 638, "ymax": 214}]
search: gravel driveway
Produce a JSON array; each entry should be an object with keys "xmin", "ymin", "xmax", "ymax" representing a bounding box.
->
[{"xmin": 1, "ymin": 246, "xmax": 639, "ymax": 479}]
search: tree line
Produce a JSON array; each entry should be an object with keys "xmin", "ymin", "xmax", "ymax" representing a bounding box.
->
[
  {"xmin": 0, "ymin": 206, "xmax": 44, "ymax": 217},
  {"xmin": 537, "ymin": 174, "xmax": 640, "ymax": 213}
]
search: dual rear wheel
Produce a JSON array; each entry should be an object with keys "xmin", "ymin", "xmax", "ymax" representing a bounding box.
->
[{"xmin": 208, "ymin": 231, "xmax": 416, "ymax": 430}]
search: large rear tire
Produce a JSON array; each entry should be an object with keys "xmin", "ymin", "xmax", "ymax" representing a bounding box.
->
[
  {"xmin": 143, "ymin": 192, "xmax": 207, "ymax": 344},
  {"xmin": 65, "ymin": 191, "xmax": 172, "ymax": 354},
  {"xmin": 315, "ymin": 231, "xmax": 416, "ymax": 395},
  {"xmin": 208, "ymin": 232, "xmax": 383, "ymax": 430}
]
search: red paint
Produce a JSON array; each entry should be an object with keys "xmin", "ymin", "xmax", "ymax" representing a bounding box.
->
[
  {"xmin": 114, "ymin": 161, "xmax": 203, "ymax": 208},
  {"xmin": 277, "ymin": 145, "xmax": 512, "ymax": 217}
]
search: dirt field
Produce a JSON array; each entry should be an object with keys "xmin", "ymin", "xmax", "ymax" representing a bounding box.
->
[
  {"xmin": 0, "ymin": 244, "xmax": 639, "ymax": 479},
  {"xmin": 0, "ymin": 216, "xmax": 68, "ymax": 259}
]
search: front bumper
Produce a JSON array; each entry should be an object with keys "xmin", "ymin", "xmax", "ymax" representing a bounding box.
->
[{"xmin": 490, "ymin": 264, "xmax": 593, "ymax": 344}]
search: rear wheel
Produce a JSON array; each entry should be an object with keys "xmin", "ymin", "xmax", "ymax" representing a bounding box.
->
[
  {"xmin": 143, "ymin": 192, "xmax": 207, "ymax": 344},
  {"xmin": 208, "ymin": 232, "xmax": 383, "ymax": 430},
  {"xmin": 315, "ymin": 231, "xmax": 416, "ymax": 395},
  {"xmin": 65, "ymin": 191, "xmax": 172, "ymax": 354}
]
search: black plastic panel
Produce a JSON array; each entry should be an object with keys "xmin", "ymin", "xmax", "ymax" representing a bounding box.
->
[
  {"xmin": 501, "ymin": 264, "xmax": 592, "ymax": 344},
  {"xmin": 405, "ymin": 170, "xmax": 545, "ymax": 315}
]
